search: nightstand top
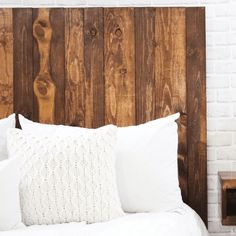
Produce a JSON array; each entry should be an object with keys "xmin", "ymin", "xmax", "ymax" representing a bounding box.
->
[{"xmin": 219, "ymin": 171, "xmax": 236, "ymax": 180}]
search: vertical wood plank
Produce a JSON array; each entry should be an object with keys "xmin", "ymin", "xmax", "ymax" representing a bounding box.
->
[
  {"xmin": 135, "ymin": 8, "xmax": 155, "ymax": 124},
  {"xmin": 155, "ymin": 8, "xmax": 188, "ymax": 202},
  {"xmin": 0, "ymin": 9, "xmax": 13, "ymax": 119},
  {"xmin": 104, "ymin": 8, "xmax": 135, "ymax": 126},
  {"xmin": 13, "ymin": 8, "xmax": 33, "ymax": 119},
  {"xmin": 50, "ymin": 8, "xmax": 65, "ymax": 124},
  {"xmin": 33, "ymin": 8, "xmax": 65, "ymax": 124},
  {"xmin": 84, "ymin": 8, "xmax": 104, "ymax": 128},
  {"xmin": 186, "ymin": 7, "xmax": 207, "ymax": 226},
  {"xmin": 65, "ymin": 8, "xmax": 85, "ymax": 127},
  {"xmin": 33, "ymin": 9, "xmax": 55, "ymax": 124}
]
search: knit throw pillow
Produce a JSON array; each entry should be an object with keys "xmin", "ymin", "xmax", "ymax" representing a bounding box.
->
[{"xmin": 7, "ymin": 125, "xmax": 124, "ymax": 226}]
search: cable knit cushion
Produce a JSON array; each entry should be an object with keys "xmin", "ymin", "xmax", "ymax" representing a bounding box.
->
[
  {"xmin": 7, "ymin": 125, "xmax": 124, "ymax": 226},
  {"xmin": 0, "ymin": 114, "xmax": 15, "ymax": 161}
]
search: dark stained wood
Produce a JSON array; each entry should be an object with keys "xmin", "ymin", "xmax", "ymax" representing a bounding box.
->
[
  {"xmin": 50, "ymin": 8, "xmax": 65, "ymax": 125},
  {"xmin": 186, "ymin": 7, "xmax": 207, "ymax": 226},
  {"xmin": 33, "ymin": 8, "xmax": 65, "ymax": 124},
  {"xmin": 155, "ymin": 8, "xmax": 188, "ymax": 203},
  {"xmin": 135, "ymin": 8, "xmax": 155, "ymax": 124},
  {"xmin": 84, "ymin": 8, "xmax": 104, "ymax": 128},
  {"xmin": 65, "ymin": 8, "xmax": 85, "ymax": 127},
  {"xmin": 0, "ymin": 9, "xmax": 13, "ymax": 119},
  {"xmin": 33, "ymin": 9, "xmax": 55, "ymax": 124},
  {"xmin": 104, "ymin": 8, "xmax": 135, "ymax": 126},
  {"xmin": 13, "ymin": 8, "xmax": 33, "ymax": 119},
  {"xmin": 4, "ymin": 7, "xmax": 207, "ymax": 226}
]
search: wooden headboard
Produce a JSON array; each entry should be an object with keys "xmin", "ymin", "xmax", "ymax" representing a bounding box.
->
[{"xmin": 0, "ymin": 7, "xmax": 207, "ymax": 225}]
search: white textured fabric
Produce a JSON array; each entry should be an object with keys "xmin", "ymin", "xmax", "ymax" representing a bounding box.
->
[
  {"xmin": 7, "ymin": 125, "xmax": 124, "ymax": 226},
  {"xmin": 0, "ymin": 204, "xmax": 209, "ymax": 236},
  {"xmin": 0, "ymin": 114, "xmax": 15, "ymax": 161},
  {"xmin": 18, "ymin": 113, "xmax": 182, "ymax": 213},
  {"xmin": 0, "ymin": 158, "xmax": 22, "ymax": 231}
]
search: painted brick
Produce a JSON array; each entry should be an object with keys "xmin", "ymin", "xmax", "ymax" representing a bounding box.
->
[
  {"xmin": 207, "ymin": 104, "xmax": 231, "ymax": 117},
  {"xmin": 231, "ymin": 18, "xmax": 236, "ymax": 31},
  {"xmin": 215, "ymin": 61, "xmax": 236, "ymax": 74},
  {"xmin": 208, "ymin": 221, "xmax": 232, "ymax": 234},
  {"xmin": 217, "ymin": 90, "xmax": 231, "ymax": 102},
  {"xmin": 208, "ymin": 204, "xmax": 219, "ymax": 218},
  {"xmin": 207, "ymin": 47, "xmax": 231, "ymax": 60},
  {"xmin": 208, "ymin": 191, "xmax": 219, "ymax": 204},
  {"xmin": 207, "ymin": 132, "xmax": 232, "ymax": 146},
  {"xmin": 207, "ymin": 19, "xmax": 230, "ymax": 32},
  {"xmin": 207, "ymin": 76, "xmax": 229, "ymax": 88},
  {"xmin": 217, "ymin": 147, "xmax": 236, "ymax": 160},
  {"xmin": 23, "ymin": 0, "xmax": 55, "ymax": 5},
  {"xmin": 57, "ymin": 0, "xmax": 86, "ymax": 5},
  {"xmin": 208, "ymin": 148, "xmax": 216, "ymax": 161},
  {"xmin": 217, "ymin": 119, "xmax": 236, "ymax": 131},
  {"xmin": 207, "ymin": 89, "xmax": 216, "ymax": 103},
  {"xmin": 214, "ymin": 4, "xmax": 230, "ymax": 17}
]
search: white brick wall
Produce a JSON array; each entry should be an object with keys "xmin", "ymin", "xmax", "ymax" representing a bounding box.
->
[{"xmin": 0, "ymin": 0, "xmax": 235, "ymax": 235}]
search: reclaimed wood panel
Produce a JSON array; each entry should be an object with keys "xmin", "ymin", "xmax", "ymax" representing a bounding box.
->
[
  {"xmin": 104, "ymin": 8, "xmax": 135, "ymax": 126},
  {"xmin": 155, "ymin": 8, "xmax": 188, "ymax": 203},
  {"xmin": 84, "ymin": 8, "xmax": 104, "ymax": 128},
  {"xmin": 13, "ymin": 8, "xmax": 33, "ymax": 119},
  {"xmin": 50, "ymin": 9, "xmax": 65, "ymax": 125},
  {"xmin": 33, "ymin": 8, "xmax": 65, "ymax": 124},
  {"xmin": 186, "ymin": 7, "xmax": 207, "ymax": 226},
  {"xmin": 65, "ymin": 8, "xmax": 85, "ymax": 127},
  {"xmin": 33, "ymin": 9, "xmax": 55, "ymax": 124},
  {"xmin": 0, "ymin": 7, "xmax": 207, "ymax": 226},
  {"xmin": 135, "ymin": 8, "xmax": 155, "ymax": 124},
  {"xmin": 0, "ymin": 9, "xmax": 13, "ymax": 119}
]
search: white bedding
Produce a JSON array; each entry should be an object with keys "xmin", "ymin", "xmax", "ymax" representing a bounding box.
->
[{"xmin": 0, "ymin": 204, "xmax": 208, "ymax": 236}]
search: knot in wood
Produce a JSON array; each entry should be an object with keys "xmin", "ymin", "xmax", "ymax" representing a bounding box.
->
[
  {"xmin": 188, "ymin": 48, "xmax": 195, "ymax": 56},
  {"xmin": 115, "ymin": 28, "xmax": 122, "ymax": 37},
  {"xmin": 152, "ymin": 40, "xmax": 159, "ymax": 47},
  {"xmin": 120, "ymin": 68, "xmax": 127, "ymax": 75},
  {"xmin": 37, "ymin": 81, "xmax": 48, "ymax": 96},
  {"xmin": 90, "ymin": 28, "xmax": 97, "ymax": 37},
  {"xmin": 34, "ymin": 24, "xmax": 45, "ymax": 38}
]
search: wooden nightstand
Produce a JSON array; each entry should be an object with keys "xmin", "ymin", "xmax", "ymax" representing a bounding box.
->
[{"xmin": 219, "ymin": 172, "xmax": 236, "ymax": 225}]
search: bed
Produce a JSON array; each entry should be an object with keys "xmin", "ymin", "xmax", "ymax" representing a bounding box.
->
[
  {"xmin": 0, "ymin": 7, "xmax": 207, "ymax": 235},
  {"xmin": 2, "ymin": 204, "xmax": 207, "ymax": 236}
]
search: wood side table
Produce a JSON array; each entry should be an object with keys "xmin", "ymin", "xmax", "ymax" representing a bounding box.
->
[{"xmin": 219, "ymin": 172, "xmax": 236, "ymax": 225}]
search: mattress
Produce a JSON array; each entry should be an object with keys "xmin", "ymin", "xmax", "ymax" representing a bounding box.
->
[{"xmin": 1, "ymin": 204, "xmax": 208, "ymax": 236}]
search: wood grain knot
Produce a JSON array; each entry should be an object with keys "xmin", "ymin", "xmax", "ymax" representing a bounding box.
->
[
  {"xmin": 152, "ymin": 40, "xmax": 159, "ymax": 47},
  {"xmin": 187, "ymin": 48, "xmax": 195, "ymax": 56},
  {"xmin": 90, "ymin": 28, "xmax": 97, "ymax": 37},
  {"xmin": 115, "ymin": 28, "xmax": 122, "ymax": 37},
  {"xmin": 179, "ymin": 112, "xmax": 187, "ymax": 125},
  {"xmin": 120, "ymin": 68, "xmax": 127, "ymax": 75},
  {"xmin": 34, "ymin": 73, "xmax": 55, "ymax": 99},
  {"xmin": 34, "ymin": 20, "xmax": 49, "ymax": 38}
]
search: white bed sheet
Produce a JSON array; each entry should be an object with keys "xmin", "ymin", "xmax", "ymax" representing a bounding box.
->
[{"xmin": 0, "ymin": 204, "xmax": 208, "ymax": 236}]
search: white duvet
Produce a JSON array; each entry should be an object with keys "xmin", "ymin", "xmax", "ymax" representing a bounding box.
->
[{"xmin": 0, "ymin": 204, "xmax": 208, "ymax": 236}]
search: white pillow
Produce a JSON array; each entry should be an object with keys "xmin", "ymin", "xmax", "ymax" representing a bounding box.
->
[
  {"xmin": 0, "ymin": 114, "xmax": 15, "ymax": 161},
  {"xmin": 116, "ymin": 113, "xmax": 182, "ymax": 213},
  {"xmin": 18, "ymin": 113, "xmax": 182, "ymax": 213},
  {"xmin": 0, "ymin": 158, "xmax": 22, "ymax": 231},
  {"xmin": 7, "ymin": 125, "xmax": 124, "ymax": 226}
]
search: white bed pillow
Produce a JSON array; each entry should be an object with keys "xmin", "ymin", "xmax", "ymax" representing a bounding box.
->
[
  {"xmin": 0, "ymin": 114, "xmax": 15, "ymax": 161},
  {"xmin": 0, "ymin": 158, "xmax": 22, "ymax": 231},
  {"xmin": 18, "ymin": 113, "xmax": 182, "ymax": 213},
  {"xmin": 116, "ymin": 113, "xmax": 182, "ymax": 213},
  {"xmin": 7, "ymin": 125, "xmax": 124, "ymax": 226}
]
